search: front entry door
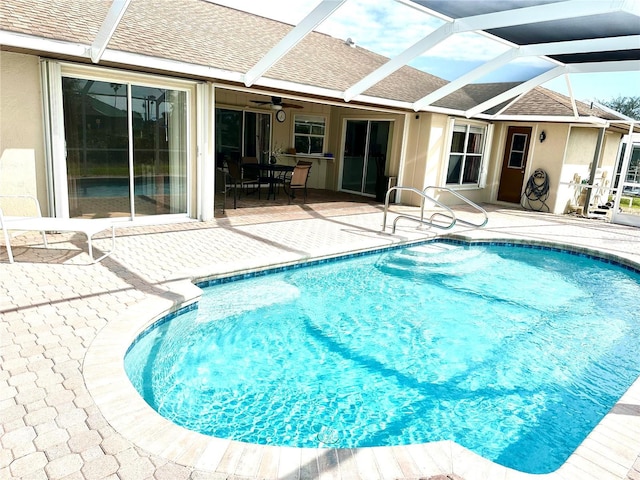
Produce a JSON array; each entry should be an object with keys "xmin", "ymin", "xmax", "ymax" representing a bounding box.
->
[{"xmin": 497, "ymin": 126, "xmax": 532, "ymax": 203}]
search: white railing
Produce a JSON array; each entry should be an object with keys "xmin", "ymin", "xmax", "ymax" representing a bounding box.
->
[{"xmin": 382, "ymin": 185, "xmax": 488, "ymax": 233}]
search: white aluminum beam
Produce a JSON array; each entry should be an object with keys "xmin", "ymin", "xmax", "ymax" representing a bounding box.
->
[
  {"xmin": 89, "ymin": 0, "xmax": 131, "ymax": 63},
  {"xmin": 521, "ymin": 35, "xmax": 640, "ymax": 57},
  {"xmin": 567, "ymin": 59, "xmax": 640, "ymax": 74},
  {"xmin": 412, "ymin": 35, "xmax": 640, "ymax": 111},
  {"xmin": 343, "ymin": 22, "xmax": 454, "ymax": 101},
  {"xmin": 456, "ymin": 0, "xmax": 627, "ymax": 31},
  {"xmin": 412, "ymin": 48, "xmax": 518, "ymax": 111},
  {"xmin": 243, "ymin": 0, "xmax": 345, "ymax": 87},
  {"xmin": 344, "ymin": 0, "xmax": 632, "ymax": 102},
  {"xmin": 493, "ymin": 90, "xmax": 527, "ymax": 117},
  {"xmin": 465, "ymin": 65, "xmax": 567, "ymax": 118},
  {"xmin": 564, "ymin": 74, "xmax": 579, "ymax": 118}
]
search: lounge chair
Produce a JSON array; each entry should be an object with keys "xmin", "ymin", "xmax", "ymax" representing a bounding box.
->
[{"xmin": 0, "ymin": 195, "xmax": 115, "ymax": 264}]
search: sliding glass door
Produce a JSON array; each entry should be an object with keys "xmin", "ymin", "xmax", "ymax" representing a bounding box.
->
[
  {"xmin": 62, "ymin": 77, "xmax": 188, "ymax": 219},
  {"xmin": 215, "ymin": 108, "xmax": 271, "ymax": 166},
  {"xmin": 341, "ymin": 120, "xmax": 391, "ymax": 196}
]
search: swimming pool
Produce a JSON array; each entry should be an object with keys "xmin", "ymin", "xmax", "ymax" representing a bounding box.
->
[{"xmin": 124, "ymin": 241, "xmax": 640, "ymax": 474}]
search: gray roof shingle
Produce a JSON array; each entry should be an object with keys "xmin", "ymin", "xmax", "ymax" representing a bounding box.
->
[{"xmin": 0, "ymin": 0, "xmax": 628, "ymax": 121}]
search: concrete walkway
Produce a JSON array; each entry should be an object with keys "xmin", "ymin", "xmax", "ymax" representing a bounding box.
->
[{"xmin": 1, "ymin": 202, "xmax": 640, "ymax": 480}]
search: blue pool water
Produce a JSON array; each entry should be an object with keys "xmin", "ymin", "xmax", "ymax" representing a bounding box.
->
[{"xmin": 125, "ymin": 242, "xmax": 640, "ymax": 474}]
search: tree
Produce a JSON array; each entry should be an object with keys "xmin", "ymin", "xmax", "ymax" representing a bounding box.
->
[{"xmin": 597, "ymin": 96, "xmax": 640, "ymax": 121}]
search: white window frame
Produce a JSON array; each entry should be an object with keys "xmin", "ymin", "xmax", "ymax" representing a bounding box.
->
[
  {"xmin": 443, "ymin": 118, "xmax": 492, "ymax": 189},
  {"xmin": 43, "ymin": 61, "xmax": 197, "ymax": 222},
  {"xmin": 293, "ymin": 114, "xmax": 327, "ymax": 155}
]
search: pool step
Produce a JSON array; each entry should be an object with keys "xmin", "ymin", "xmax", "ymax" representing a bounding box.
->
[{"xmin": 378, "ymin": 243, "xmax": 484, "ymax": 278}]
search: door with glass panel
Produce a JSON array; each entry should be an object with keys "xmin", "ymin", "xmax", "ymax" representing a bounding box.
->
[
  {"xmin": 341, "ymin": 120, "xmax": 391, "ymax": 196},
  {"xmin": 62, "ymin": 78, "xmax": 188, "ymax": 219},
  {"xmin": 497, "ymin": 126, "xmax": 531, "ymax": 203}
]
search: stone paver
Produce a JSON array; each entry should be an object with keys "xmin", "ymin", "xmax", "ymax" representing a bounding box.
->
[{"xmin": 1, "ymin": 201, "xmax": 640, "ymax": 479}]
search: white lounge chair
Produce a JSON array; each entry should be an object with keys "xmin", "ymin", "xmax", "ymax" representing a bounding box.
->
[{"xmin": 0, "ymin": 195, "xmax": 115, "ymax": 264}]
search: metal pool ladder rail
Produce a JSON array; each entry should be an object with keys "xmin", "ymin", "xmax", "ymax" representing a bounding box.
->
[{"xmin": 381, "ymin": 185, "xmax": 488, "ymax": 233}]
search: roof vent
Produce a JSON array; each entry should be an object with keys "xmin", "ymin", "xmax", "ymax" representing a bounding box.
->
[{"xmin": 345, "ymin": 37, "xmax": 356, "ymax": 48}]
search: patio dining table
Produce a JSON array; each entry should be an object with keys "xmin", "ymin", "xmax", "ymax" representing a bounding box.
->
[{"xmin": 242, "ymin": 162, "xmax": 294, "ymax": 200}]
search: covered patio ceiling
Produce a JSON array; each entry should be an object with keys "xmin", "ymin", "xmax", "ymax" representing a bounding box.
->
[{"xmin": 91, "ymin": 0, "xmax": 639, "ymax": 119}]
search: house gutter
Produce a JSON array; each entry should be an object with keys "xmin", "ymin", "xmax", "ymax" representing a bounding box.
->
[
  {"xmin": 0, "ymin": 30, "xmax": 468, "ymax": 118},
  {"xmin": 237, "ymin": 77, "xmax": 465, "ymax": 116},
  {"xmin": 0, "ymin": 31, "xmax": 88, "ymax": 58},
  {"xmin": 2, "ymin": 31, "xmax": 627, "ymax": 127},
  {"xmin": 476, "ymin": 114, "xmax": 611, "ymax": 126}
]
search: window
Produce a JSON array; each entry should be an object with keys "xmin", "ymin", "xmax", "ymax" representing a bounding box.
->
[
  {"xmin": 446, "ymin": 122, "xmax": 487, "ymax": 187},
  {"xmin": 294, "ymin": 115, "xmax": 326, "ymax": 155},
  {"xmin": 508, "ymin": 134, "xmax": 528, "ymax": 168}
]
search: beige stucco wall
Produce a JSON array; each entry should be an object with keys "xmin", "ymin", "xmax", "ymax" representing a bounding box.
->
[
  {"xmin": 487, "ymin": 123, "xmax": 553, "ymax": 209},
  {"xmin": 398, "ymin": 112, "xmax": 449, "ymax": 206},
  {"xmin": 215, "ymin": 89, "xmax": 406, "ymax": 195},
  {"xmin": 524, "ymin": 123, "xmax": 569, "ymax": 214},
  {"xmin": 600, "ymin": 131, "xmax": 622, "ymax": 180},
  {"xmin": 1, "ymin": 54, "xmax": 626, "ymax": 220},
  {"xmin": 0, "ymin": 51, "xmax": 48, "ymax": 214},
  {"xmin": 328, "ymin": 106, "xmax": 405, "ymax": 194},
  {"xmin": 560, "ymin": 126, "xmax": 601, "ymax": 213},
  {"xmin": 486, "ymin": 122, "xmax": 610, "ymax": 215}
]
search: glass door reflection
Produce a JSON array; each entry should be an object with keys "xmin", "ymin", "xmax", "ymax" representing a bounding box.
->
[{"xmin": 62, "ymin": 78, "xmax": 188, "ymax": 219}]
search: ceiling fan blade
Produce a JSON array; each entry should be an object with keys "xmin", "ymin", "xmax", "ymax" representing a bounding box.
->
[
  {"xmin": 251, "ymin": 97, "xmax": 302, "ymax": 109},
  {"xmin": 281, "ymin": 102, "xmax": 303, "ymax": 109}
]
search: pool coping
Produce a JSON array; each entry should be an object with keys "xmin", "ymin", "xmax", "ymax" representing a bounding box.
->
[{"xmin": 83, "ymin": 234, "xmax": 640, "ymax": 480}]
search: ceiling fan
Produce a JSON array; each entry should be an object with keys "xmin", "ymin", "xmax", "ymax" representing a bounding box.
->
[{"xmin": 250, "ymin": 96, "xmax": 302, "ymax": 110}]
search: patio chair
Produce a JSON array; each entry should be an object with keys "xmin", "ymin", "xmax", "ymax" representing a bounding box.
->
[
  {"xmin": 287, "ymin": 163, "xmax": 312, "ymax": 204},
  {"xmin": 0, "ymin": 194, "xmax": 115, "ymax": 264},
  {"xmin": 226, "ymin": 159, "xmax": 259, "ymax": 208}
]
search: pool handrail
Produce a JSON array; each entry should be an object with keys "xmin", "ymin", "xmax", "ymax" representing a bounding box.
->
[
  {"xmin": 422, "ymin": 186, "xmax": 488, "ymax": 228},
  {"xmin": 381, "ymin": 185, "xmax": 488, "ymax": 233},
  {"xmin": 382, "ymin": 186, "xmax": 457, "ymax": 233}
]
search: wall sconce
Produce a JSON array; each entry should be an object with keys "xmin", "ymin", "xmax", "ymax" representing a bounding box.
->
[{"xmin": 539, "ymin": 130, "xmax": 546, "ymax": 143}]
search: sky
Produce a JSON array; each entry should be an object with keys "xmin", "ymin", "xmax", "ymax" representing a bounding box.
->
[{"xmin": 211, "ymin": 0, "xmax": 639, "ymax": 104}]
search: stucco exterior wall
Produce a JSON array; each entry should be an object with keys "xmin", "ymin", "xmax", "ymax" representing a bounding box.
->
[
  {"xmin": 328, "ymin": 107, "xmax": 405, "ymax": 195},
  {"xmin": 485, "ymin": 123, "xmax": 507, "ymax": 202},
  {"xmin": 214, "ymin": 90, "xmax": 412, "ymax": 193},
  {"xmin": 486, "ymin": 122, "xmax": 568, "ymax": 213},
  {"xmin": 601, "ymin": 131, "xmax": 622, "ymax": 174},
  {"xmin": 487, "ymin": 123, "xmax": 622, "ymax": 215},
  {"xmin": 559, "ymin": 127, "xmax": 600, "ymax": 213},
  {"xmin": 398, "ymin": 112, "xmax": 449, "ymax": 206},
  {"xmin": 0, "ymin": 51, "xmax": 48, "ymax": 213},
  {"xmin": 526, "ymin": 123, "xmax": 569, "ymax": 214},
  {"xmin": 0, "ymin": 53, "xmax": 628, "ymax": 221}
]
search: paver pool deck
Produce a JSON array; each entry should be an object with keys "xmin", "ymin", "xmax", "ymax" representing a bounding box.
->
[{"xmin": 1, "ymin": 201, "xmax": 640, "ymax": 480}]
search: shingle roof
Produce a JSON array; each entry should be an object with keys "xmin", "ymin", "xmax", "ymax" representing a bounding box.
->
[
  {"xmin": 435, "ymin": 82, "xmax": 522, "ymax": 112},
  {"xmin": 1, "ymin": 0, "xmax": 108, "ymax": 44},
  {"xmin": 0, "ymin": 0, "xmax": 628, "ymax": 121},
  {"xmin": 501, "ymin": 86, "xmax": 624, "ymax": 120}
]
